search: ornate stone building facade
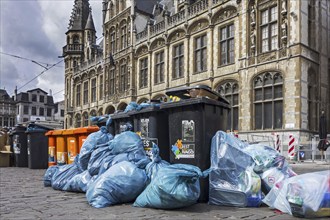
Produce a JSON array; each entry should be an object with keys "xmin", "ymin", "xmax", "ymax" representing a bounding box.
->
[{"xmin": 63, "ymin": 0, "xmax": 329, "ymax": 148}]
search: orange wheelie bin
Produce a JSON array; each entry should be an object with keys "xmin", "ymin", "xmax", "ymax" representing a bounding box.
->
[
  {"xmin": 63, "ymin": 129, "xmax": 79, "ymax": 164},
  {"xmin": 52, "ymin": 129, "xmax": 67, "ymax": 166},
  {"xmin": 45, "ymin": 130, "xmax": 56, "ymax": 167},
  {"xmin": 74, "ymin": 126, "xmax": 99, "ymax": 152}
]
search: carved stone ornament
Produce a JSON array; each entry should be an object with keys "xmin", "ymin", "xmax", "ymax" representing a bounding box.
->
[
  {"xmin": 189, "ymin": 20, "xmax": 208, "ymax": 34},
  {"xmin": 250, "ymin": 5, "xmax": 256, "ymax": 26},
  {"xmin": 281, "ymin": 0, "xmax": 287, "ymax": 14},
  {"xmin": 169, "ymin": 30, "xmax": 185, "ymax": 43},
  {"xmin": 258, "ymin": 52, "xmax": 276, "ymax": 63},
  {"xmin": 215, "ymin": 8, "xmax": 237, "ymax": 24},
  {"xmin": 150, "ymin": 39, "xmax": 165, "ymax": 51},
  {"xmin": 136, "ymin": 46, "xmax": 148, "ymax": 57}
]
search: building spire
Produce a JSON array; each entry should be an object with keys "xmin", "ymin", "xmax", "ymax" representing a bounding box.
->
[
  {"xmin": 85, "ymin": 7, "xmax": 96, "ymax": 31},
  {"xmin": 67, "ymin": 0, "xmax": 91, "ymax": 32}
]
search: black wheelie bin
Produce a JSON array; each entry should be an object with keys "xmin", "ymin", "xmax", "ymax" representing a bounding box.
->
[{"xmin": 160, "ymin": 85, "xmax": 230, "ymax": 202}]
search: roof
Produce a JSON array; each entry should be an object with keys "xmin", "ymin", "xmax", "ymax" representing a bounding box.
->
[
  {"xmin": 67, "ymin": 0, "xmax": 91, "ymax": 32},
  {"xmin": 85, "ymin": 10, "xmax": 96, "ymax": 31},
  {"xmin": 26, "ymin": 88, "xmax": 48, "ymax": 94},
  {"xmin": 0, "ymin": 89, "xmax": 15, "ymax": 102},
  {"xmin": 135, "ymin": 0, "xmax": 159, "ymax": 15},
  {"xmin": 16, "ymin": 92, "xmax": 29, "ymax": 102}
]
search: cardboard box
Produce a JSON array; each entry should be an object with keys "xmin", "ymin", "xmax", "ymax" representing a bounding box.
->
[{"xmin": 0, "ymin": 145, "xmax": 12, "ymax": 167}]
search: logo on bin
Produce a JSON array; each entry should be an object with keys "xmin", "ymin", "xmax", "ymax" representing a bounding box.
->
[{"xmin": 171, "ymin": 139, "xmax": 195, "ymax": 159}]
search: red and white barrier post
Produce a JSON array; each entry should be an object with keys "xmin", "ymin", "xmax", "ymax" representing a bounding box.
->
[
  {"xmin": 288, "ymin": 134, "xmax": 295, "ymax": 159},
  {"xmin": 274, "ymin": 133, "xmax": 281, "ymax": 153}
]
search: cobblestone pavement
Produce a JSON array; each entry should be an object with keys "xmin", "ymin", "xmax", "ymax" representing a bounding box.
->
[{"xmin": 0, "ymin": 162, "xmax": 329, "ymax": 220}]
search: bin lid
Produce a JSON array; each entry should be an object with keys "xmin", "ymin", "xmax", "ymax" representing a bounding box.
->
[
  {"xmin": 128, "ymin": 104, "xmax": 162, "ymax": 115},
  {"xmin": 11, "ymin": 124, "xmax": 27, "ymax": 134},
  {"xmin": 52, "ymin": 129, "xmax": 64, "ymax": 135},
  {"xmin": 160, "ymin": 96, "xmax": 231, "ymax": 110},
  {"xmin": 62, "ymin": 129, "xmax": 75, "ymax": 135},
  {"xmin": 165, "ymin": 85, "xmax": 229, "ymax": 104},
  {"xmin": 45, "ymin": 130, "xmax": 54, "ymax": 136},
  {"xmin": 111, "ymin": 111, "xmax": 131, "ymax": 119},
  {"xmin": 73, "ymin": 126, "xmax": 99, "ymax": 134},
  {"xmin": 26, "ymin": 122, "xmax": 54, "ymax": 133}
]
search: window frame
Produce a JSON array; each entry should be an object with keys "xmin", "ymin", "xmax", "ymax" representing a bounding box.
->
[
  {"xmin": 260, "ymin": 5, "xmax": 278, "ymax": 53},
  {"xmin": 139, "ymin": 57, "xmax": 148, "ymax": 88},
  {"xmin": 121, "ymin": 25, "xmax": 127, "ymax": 49},
  {"xmin": 109, "ymin": 67, "xmax": 116, "ymax": 95},
  {"xmin": 39, "ymin": 107, "xmax": 44, "ymax": 116},
  {"xmin": 83, "ymin": 81, "xmax": 89, "ymax": 105},
  {"xmin": 76, "ymin": 84, "xmax": 81, "ymax": 107},
  {"xmin": 119, "ymin": 63, "xmax": 128, "ymax": 92},
  {"xmin": 217, "ymin": 81, "xmax": 239, "ymax": 131},
  {"xmin": 154, "ymin": 50, "xmax": 165, "ymax": 84},
  {"xmin": 173, "ymin": 43, "xmax": 184, "ymax": 79},
  {"xmin": 253, "ymin": 72, "xmax": 283, "ymax": 130},
  {"xmin": 219, "ymin": 23, "xmax": 235, "ymax": 66},
  {"xmin": 32, "ymin": 107, "xmax": 37, "ymax": 116},
  {"xmin": 99, "ymin": 75, "xmax": 103, "ymax": 100},
  {"xmin": 91, "ymin": 78, "xmax": 97, "ymax": 103},
  {"xmin": 194, "ymin": 34, "xmax": 207, "ymax": 73}
]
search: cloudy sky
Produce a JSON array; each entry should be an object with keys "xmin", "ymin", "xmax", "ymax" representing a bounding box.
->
[{"xmin": 0, "ymin": 0, "xmax": 103, "ymax": 102}]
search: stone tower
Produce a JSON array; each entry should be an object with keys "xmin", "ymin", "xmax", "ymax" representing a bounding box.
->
[{"xmin": 62, "ymin": 0, "xmax": 95, "ymax": 126}]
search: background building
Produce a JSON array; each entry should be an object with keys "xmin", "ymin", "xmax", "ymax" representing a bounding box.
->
[
  {"xmin": 16, "ymin": 88, "xmax": 56, "ymax": 123},
  {"xmin": 63, "ymin": 0, "xmax": 330, "ymax": 151},
  {"xmin": 0, "ymin": 89, "xmax": 16, "ymax": 128}
]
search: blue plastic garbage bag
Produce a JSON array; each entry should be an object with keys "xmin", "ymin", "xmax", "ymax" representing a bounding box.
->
[
  {"xmin": 51, "ymin": 163, "xmax": 83, "ymax": 191},
  {"xmin": 62, "ymin": 170, "xmax": 92, "ymax": 192},
  {"xmin": 78, "ymin": 126, "xmax": 113, "ymax": 170},
  {"xmin": 109, "ymin": 131, "xmax": 144, "ymax": 155},
  {"xmin": 133, "ymin": 163, "xmax": 205, "ymax": 209},
  {"xmin": 145, "ymin": 143, "xmax": 170, "ymax": 183},
  {"xmin": 44, "ymin": 165, "xmax": 59, "ymax": 187},
  {"xmin": 87, "ymin": 143, "xmax": 113, "ymax": 176},
  {"xmin": 124, "ymin": 102, "xmax": 139, "ymax": 113},
  {"xmin": 86, "ymin": 161, "xmax": 147, "ymax": 208},
  {"xmin": 90, "ymin": 115, "xmax": 112, "ymax": 126}
]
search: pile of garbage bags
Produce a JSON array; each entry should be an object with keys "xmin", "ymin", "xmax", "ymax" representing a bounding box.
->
[
  {"xmin": 44, "ymin": 127, "xmax": 329, "ymax": 217},
  {"xmin": 209, "ymin": 131, "xmax": 329, "ymax": 218},
  {"xmin": 263, "ymin": 170, "xmax": 330, "ymax": 218},
  {"xmin": 44, "ymin": 117, "xmax": 206, "ymax": 209}
]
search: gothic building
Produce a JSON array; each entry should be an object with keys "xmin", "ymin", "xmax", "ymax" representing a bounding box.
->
[{"xmin": 63, "ymin": 0, "xmax": 330, "ymax": 148}]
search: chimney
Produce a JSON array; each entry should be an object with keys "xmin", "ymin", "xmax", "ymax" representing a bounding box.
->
[
  {"xmin": 14, "ymin": 86, "xmax": 17, "ymax": 101},
  {"xmin": 49, "ymin": 89, "xmax": 52, "ymax": 96}
]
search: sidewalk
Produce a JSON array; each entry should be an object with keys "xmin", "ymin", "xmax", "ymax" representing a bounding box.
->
[{"xmin": 0, "ymin": 166, "xmax": 329, "ymax": 220}]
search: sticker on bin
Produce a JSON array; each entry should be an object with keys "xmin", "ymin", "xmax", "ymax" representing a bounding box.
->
[
  {"xmin": 49, "ymin": 146, "xmax": 56, "ymax": 163},
  {"xmin": 13, "ymin": 143, "xmax": 21, "ymax": 154},
  {"xmin": 171, "ymin": 139, "xmax": 195, "ymax": 159},
  {"xmin": 182, "ymin": 120, "xmax": 195, "ymax": 142},
  {"xmin": 142, "ymin": 138, "xmax": 158, "ymax": 159},
  {"xmin": 140, "ymin": 118, "xmax": 149, "ymax": 138},
  {"xmin": 57, "ymin": 152, "xmax": 67, "ymax": 165}
]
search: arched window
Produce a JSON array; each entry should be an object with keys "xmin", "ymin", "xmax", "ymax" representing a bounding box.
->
[
  {"xmin": 121, "ymin": 24, "xmax": 127, "ymax": 49},
  {"xmin": 253, "ymin": 72, "xmax": 283, "ymax": 130},
  {"xmin": 308, "ymin": 70, "xmax": 319, "ymax": 131},
  {"xmin": 73, "ymin": 35, "xmax": 79, "ymax": 44},
  {"xmin": 109, "ymin": 67, "xmax": 116, "ymax": 95},
  {"xmin": 217, "ymin": 81, "xmax": 239, "ymax": 131},
  {"xmin": 110, "ymin": 28, "xmax": 116, "ymax": 53},
  {"xmin": 75, "ymin": 114, "xmax": 81, "ymax": 128},
  {"xmin": 83, "ymin": 112, "xmax": 89, "ymax": 127},
  {"xmin": 120, "ymin": 61, "xmax": 128, "ymax": 92}
]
